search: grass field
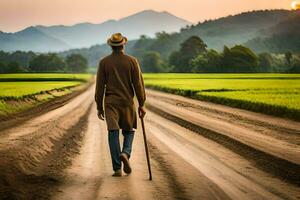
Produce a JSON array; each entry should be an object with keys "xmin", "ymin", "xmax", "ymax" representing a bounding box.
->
[
  {"xmin": 0, "ymin": 81, "xmax": 82, "ymax": 99},
  {"xmin": 0, "ymin": 73, "xmax": 92, "ymax": 117},
  {"xmin": 0, "ymin": 73, "xmax": 91, "ymax": 82},
  {"xmin": 144, "ymin": 73, "xmax": 300, "ymax": 120}
]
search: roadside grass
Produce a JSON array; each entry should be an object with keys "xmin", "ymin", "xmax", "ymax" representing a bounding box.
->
[
  {"xmin": 0, "ymin": 73, "xmax": 91, "ymax": 82},
  {"xmin": 144, "ymin": 73, "xmax": 300, "ymax": 121},
  {"xmin": 144, "ymin": 73, "xmax": 300, "ymax": 80},
  {"xmin": 0, "ymin": 73, "xmax": 92, "ymax": 117},
  {"xmin": 0, "ymin": 81, "xmax": 82, "ymax": 100}
]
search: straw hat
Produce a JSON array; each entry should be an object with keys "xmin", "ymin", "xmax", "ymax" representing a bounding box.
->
[{"xmin": 107, "ymin": 33, "xmax": 128, "ymax": 46}]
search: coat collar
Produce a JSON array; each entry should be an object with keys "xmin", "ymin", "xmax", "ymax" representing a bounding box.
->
[{"xmin": 112, "ymin": 50, "xmax": 124, "ymax": 55}]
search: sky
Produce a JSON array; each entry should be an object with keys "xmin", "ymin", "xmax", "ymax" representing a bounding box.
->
[{"xmin": 0, "ymin": 0, "xmax": 294, "ymax": 32}]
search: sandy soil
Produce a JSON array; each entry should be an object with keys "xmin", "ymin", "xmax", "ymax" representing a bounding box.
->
[
  {"xmin": 146, "ymin": 89, "xmax": 300, "ymax": 161},
  {"xmin": 51, "ymin": 105, "xmax": 232, "ymax": 200},
  {"xmin": 0, "ymin": 86, "xmax": 299, "ymax": 200},
  {"xmin": 0, "ymin": 85, "xmax": 94, "ymax": 199},
  {"xmin": 146, "ymin": 89, "xmax": 300, "ymax": 184}
]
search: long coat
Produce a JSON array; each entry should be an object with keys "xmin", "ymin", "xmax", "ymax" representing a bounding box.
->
[{"xmin": 95, "ymin": 50, "xmax": 146, "ymax": 131}]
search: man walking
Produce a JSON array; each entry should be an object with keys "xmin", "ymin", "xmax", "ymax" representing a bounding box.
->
[{"xmin": 95, "ymin": 33, "xmax": 146, "ymax": 177}]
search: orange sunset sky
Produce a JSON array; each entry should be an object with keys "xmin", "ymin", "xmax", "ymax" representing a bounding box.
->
[{"xmin": 0, "ymin": 0, "xmax": 294, "ymax": 32}]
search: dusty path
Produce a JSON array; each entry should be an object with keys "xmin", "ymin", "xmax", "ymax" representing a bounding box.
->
[
  {"xmin": 146, "ymin": 89, "xmax": 300, "ymax": 184},
  {"xmin": 0, "ymin": 85, "xmax": 94, "ymax": 199},
  {"xmin": 1, "ymin": 86, "xmax": 300, "ymax": 199},
  {"xmin": 52, "ymin": 104, "xmax": 231, "ymax": 200},
  {"xmin": 51, "ymin": 89, "xmax": 299, "ymax": 199},
  {"xmin": 146, "ymin": 89, "xmax": 300, "ymax": 162}
]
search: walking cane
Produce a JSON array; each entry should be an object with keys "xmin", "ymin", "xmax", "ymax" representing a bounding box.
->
[{"xmin": 140, "ymin": 116, "xmax": 152, "ymax": 181}]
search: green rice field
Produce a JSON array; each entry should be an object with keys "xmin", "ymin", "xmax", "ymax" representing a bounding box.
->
[
  {"xmin": 0, "ymin": 81, "xmax": 82, "ymax": 99},
  {"xmin": 0, "ymin": 73, "xmax": 91, "ymax": 116},
  {"xmin": 144, "ymin": 73, "xmax": 300, "ymax": 120}
]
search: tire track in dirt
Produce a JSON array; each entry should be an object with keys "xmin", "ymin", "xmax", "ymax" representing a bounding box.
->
[
  {"xmin": 146, "ymin": 89, "xmax": 300, "ymax": 145},
  {"xmin": 0, "ymin": 86, "xmax": 94, "ymax": 200},
  {"xmin": 146, "ymin": 103, "xmax": 300, "ymax": 186},
  {"xmin": 145, "ymin": 111, "xmax": 300, "ymax": 200},
  {"xmin": 52, "ymin": 104, "xmax": 105, "ymax": 200},
  {"xmin": 53, "ymin": 104, "xmax": 188, "ymax": 200},
  {"xmin": 147, "ymin": 137, "xmax": 231, "ymax": 200}
]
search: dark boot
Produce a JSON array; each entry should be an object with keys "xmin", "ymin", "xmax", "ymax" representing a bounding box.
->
[
  {"xmin": 120, "ymin": 153, "xmax": 132, "ymax": 174},
  {"xmin": 112, "ymin": 169, "xmax": 122, "ymax": 177}
]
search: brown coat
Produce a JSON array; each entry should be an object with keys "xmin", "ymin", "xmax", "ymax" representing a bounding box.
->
[{"xmin": 95, "ymin": 50, "xmax": 146, "ymax": 131}]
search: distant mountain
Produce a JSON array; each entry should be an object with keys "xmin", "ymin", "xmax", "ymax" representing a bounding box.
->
[
  {"xmin": 155, "ymin": 9, "xmax": 299, "ymax": 54},
  {"xmin": 59, "ymin": 9, "xmax": 300, "ymax": 66},
  {"xmin": 0, "ymin": 10, "xmax": 191, "ymax": 52},
  {"xmin": 37, "ymin": 10, "xmax": 190, "ymax": 48},
  {"xmin": 245, "ymin": 13, "xmax": 300, "ymax": 53},
  {"xmin": 0, "ymin": 27, "xmax": 70, "ymax": 52},
  {"xmin": 184, "ymin": 10, "xmax": 298, "ymax": 50}
]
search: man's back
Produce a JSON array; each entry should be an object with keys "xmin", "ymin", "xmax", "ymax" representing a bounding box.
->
[
  {"xmin": 100, "ymin": 51, "xmax": 137, "ymax": 106},
  {"xmin": 96, "ymin": 50, "xmax": 145, "ymax": 107}
]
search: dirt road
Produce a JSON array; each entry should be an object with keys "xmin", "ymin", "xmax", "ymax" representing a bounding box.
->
[{"xmin": 0, "ymin": 86, "xmax": 299, "ymax": 200}]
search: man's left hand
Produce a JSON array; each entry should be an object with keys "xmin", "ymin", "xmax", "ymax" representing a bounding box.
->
[
  {"xmin": 97, "ymin": 110, "xmax": 105, "ymax": 120},
  {"xmin": 138, "ymin": 106, "xmax": 146, "ymax": 118}
]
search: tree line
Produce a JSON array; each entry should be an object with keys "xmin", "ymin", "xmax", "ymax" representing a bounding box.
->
[
  {"xmin": 0, "ymin": 51, "xmax": 88, "ymax": 73},
  {"xmin": 135, "ymin": 35, "xmax": 300, "ymax": 73},
  {"xmin": 1, "ymin": 35, "xmax": 299, "ymax": 74}
]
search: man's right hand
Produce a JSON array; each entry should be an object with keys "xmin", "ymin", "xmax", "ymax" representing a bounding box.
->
[
  {"xmin": 97, "ymin": 110, "xmax": 105, "ymax": 120},
  {"xmin": 138, "ymin": 106, "xmax": 146, "ymax": 118}
]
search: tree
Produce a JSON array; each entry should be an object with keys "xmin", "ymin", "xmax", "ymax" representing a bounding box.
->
[
  {"xmin": 180, "ymin": 36, "xmax": 207, "ymax": 57},
  {"xmin": 131, "ymin": 35, "xmax": 154, "ymax": 60},
  {"xmin": 66, "ymin": 54, "xmax": 88, "ymax": 73},
  {"xmin": 29, "ymin": 53, "xmax": 66, "ymax": 72},
  {"xmin": 258, "ymin": 52, "xmax": 273, "ymax": 72},
  {"xmin": 168, "ymin": 51, "xmax": 181, "ymax": 71},
  {"xmin": 289, "ymin": 54, "xmax": 300, "ymax": 73},
  {"xmin": 150, "ymin": 32, "xmax": 180, "ymax": 59},
  {"xmin": 271, "ymin": 54, "xmax": 287, "ymax": 72},
  {"xmin": 0, "ymin": 62, "xmax": 7, "ymax": 73},
  {"xmin": 191, "ymin": 54, "xmax": 208, "ymax": 72},
  {"xmin": 141, "ymin": 51, "xmax": 165, "ymax": 73},
  {"xmin": 221, "ymin": 45, "xmax": 259, "ymax": 72},
  {"xmin": 191, "ymin": 50, "xmax": 222, "ymax": 72},
  {"xmin": 6, "ymin": 61, "xmax": 27, "ymax": 73},
  {"xmin": 285, "ymin": 51, "xmax": 293, "ymax": 66},
  {"xmin": 10, "ymin": 51, "xmax": 36, "ymax": 67},
  {"xmin": 0, "ymin": 50, "xmax": 36, "ymax": 67},
  {"xmin": 169, "ymin": 36, "xmax": 207, "ymax": 72}
]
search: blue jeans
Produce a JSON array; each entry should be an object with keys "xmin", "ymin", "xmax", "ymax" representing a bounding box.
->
[{"xmin": 108, "ymin": 130, "xmax": 134, "ymax": 171}]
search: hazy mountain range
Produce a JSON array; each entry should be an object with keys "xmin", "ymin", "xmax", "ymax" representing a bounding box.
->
[
  {"xmin": 0, "ymin": 10, "xmax": 191, "ymax": 52},
  {"xmin": 182, "ymin": 9, "xmax": 299, "ymax": 51},
  {"xmin": 60, "ymin": 9, "xmax": 300, "ymax": 66},
  {"xmin": 1, "ymin": 9, "xmax": 299, "ymax": 67},
  {"xmin": 245, "ymin": 13, "xmax": 300, "ymax": 53}
]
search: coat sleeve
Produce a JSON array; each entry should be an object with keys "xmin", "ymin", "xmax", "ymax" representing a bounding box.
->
[
  {"xmin": 132, "ymin": 58, "xmax": 146, "ymax": 107},
  {"xmin": 95, "ymin": 60, "xmax": 106, "ymax": 111}
]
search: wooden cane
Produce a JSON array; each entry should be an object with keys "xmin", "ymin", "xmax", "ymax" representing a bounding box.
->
[{"xmin": 140, "ymin": 117, "xmax": 152, "ymax": 181}]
